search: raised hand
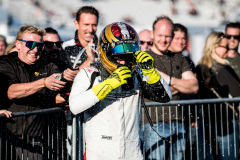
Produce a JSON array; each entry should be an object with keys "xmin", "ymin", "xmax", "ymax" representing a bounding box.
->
[
  {"xmin": 134, "ymin": 51, "xmax": 160, "ymax": 84},
  {"xmin": 44, "ymin": 73, "xmax": 66, "ymax": 91},
  {"xmin": 92, "ymin": 66, "xmax": 131, "ymax": 100}
]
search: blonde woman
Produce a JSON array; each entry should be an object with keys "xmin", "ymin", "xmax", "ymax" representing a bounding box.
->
[
  {"xmin": 4, "ymin": 43, "xmax": 17, "ymax": 55},
  {"xmin": 196, "ymin": 32, "xmax": 240, "ymax": 160}
]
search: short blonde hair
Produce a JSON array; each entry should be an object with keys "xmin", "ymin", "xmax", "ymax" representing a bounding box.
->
[{"xmin": 16, "ymin": 24, "xmax": 45, "ymax": 40}]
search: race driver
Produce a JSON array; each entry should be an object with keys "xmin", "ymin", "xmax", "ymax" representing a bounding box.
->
[{"xmin": 69, "ymin": 22, "xmax": 172, "ymax": 160}]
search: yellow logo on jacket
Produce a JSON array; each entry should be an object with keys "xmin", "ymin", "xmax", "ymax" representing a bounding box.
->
[{"xmin": 34, "ymin": 72, "xmax": 39, "ymax": 76}]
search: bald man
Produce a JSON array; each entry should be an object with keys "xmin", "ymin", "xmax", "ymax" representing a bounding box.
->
[
  {"xmin": 138, "ymin": 29, "xmax": 153, "ymax": 51},
  {"xmin": 141, "ymin": 16, "xmax": 198, "ymax": 160}
]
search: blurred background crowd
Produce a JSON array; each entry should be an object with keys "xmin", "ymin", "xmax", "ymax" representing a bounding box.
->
[{"xmin": 0, "ymin": 0, "xmax": 240, "ymax": 64}]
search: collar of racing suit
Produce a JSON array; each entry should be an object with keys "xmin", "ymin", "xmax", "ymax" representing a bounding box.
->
[{"xmin": 91, "ymin": 61, "xmax": 109, "ymax": 81}]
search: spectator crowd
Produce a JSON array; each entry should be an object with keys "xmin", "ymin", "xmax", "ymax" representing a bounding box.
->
[{"xmin": 1, "ymin": 5, "xmax": 240, "ymax": 160}]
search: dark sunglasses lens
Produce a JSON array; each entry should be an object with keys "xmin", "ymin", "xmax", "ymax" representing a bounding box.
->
[
  {"xmin": 25, "ymin": 41, "xmax": 34, "ymax": 50},
  {"xmin": 140, "ymin": 41, "xmax": 153, "ymax": 46},
  {"xmin": 147, "ymin": 42, "xmax": 153, "ymax": 46},
  {"xmin": 45, "ymin": 42, "xmax": 54, "ymax": 48},
  {"xmin": 234, "ymin": 36, "xmax": 240, "ymax": 40},
  {"xmin": 55, "ymin": 41, "xmax": 63, "ymax": 48},
  {"xmin": 37, "ymin": 43, "xmax": 44, "ymax": 51},
  {"xmin": 24, "ymin": 40, "xmax": 42, "ymax": 51},
  {"xmin": 227, "ymin": 35, "xmax": 240, "ymax": 40}
]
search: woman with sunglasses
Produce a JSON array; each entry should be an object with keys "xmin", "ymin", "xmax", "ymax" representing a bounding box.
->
[{"xmin": 196, "ymin": 32, "xmax": 240, "ymax": 160}]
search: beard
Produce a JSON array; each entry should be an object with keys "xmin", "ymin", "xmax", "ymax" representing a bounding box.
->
[{"xmin": 48, "ymin": 49, "xmax": 60, "ymax": 61}]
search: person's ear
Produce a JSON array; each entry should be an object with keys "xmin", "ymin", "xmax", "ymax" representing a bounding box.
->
[
  {"xmin": 15, "ymin": 40, "xmax": 21, "ymax": 50},
  {"xmin": 151, "ymin": 30, "xmax": 154, "ymax": 39},
  {"xmin": 74, "ymin": 20, "xmax": 79, "ymax": 29}
]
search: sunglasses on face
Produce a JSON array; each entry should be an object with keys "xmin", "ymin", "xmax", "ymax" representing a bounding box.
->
[
  {"xmin": 43, "ymin": 41, "xmax": 63, "ymax": 48},
  {"xmin": 140, "ymin": 41, "xmax": 153, "ymax": 46},
  {"xmin": 226, "ymin": 35, "xmax": 240, "ymax": 40},
  {"xmin": 18, "ymin": 39, "xmax": 44, "ymax": 51}
]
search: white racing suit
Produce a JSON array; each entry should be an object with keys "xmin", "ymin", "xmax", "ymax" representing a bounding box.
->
[{"xmin": 69, "ymin": 64, "xmax": 172, "ymax": 160}]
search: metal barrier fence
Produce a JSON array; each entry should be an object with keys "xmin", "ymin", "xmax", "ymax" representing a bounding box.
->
[
  {"xmin": 141, "ymin": 97, "xmax": 240, "ymax": 160},
  {"xmin": 1, "ymin": 97, "xmax": 240, "ymax": 160},
  {"xmin": 0, "ymin": 108, "xmax": 71, "ymax": 160}
]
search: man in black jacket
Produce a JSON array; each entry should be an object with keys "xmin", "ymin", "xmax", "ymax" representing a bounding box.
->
[{"xmin": 0, "ymin": 24, "xmax": 69, "ymax": 159}]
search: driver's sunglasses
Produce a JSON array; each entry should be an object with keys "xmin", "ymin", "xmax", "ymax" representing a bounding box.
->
[
  {"xmin": 18, "ymin": 39, "xmax": 44, "ymax": 51},
  {"xmin": 140, "ymin": 41, "xmax": 153, "ymax": 46},
  {"xmin": 43, "ymin": 41, "xmax": 63, "ymax": 48},
  {"xmin": 113, "ymin": 54, "xmax": 135, "ymax": 61}
]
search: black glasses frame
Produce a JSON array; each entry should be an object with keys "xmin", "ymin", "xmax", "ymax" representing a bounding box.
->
[
  {"xmin": 18, "ymin": 39, "xmax": 44, "ymax": 51},
  {"xmin": 226, "ymin": 35, "xmax": 240, "ymax": 40},
  {"xmin": 43, "ymin": 41, "xmax": 63, "ymax": 48},
  {"xmin": 140, "ymin": 41, "xmax": 153, "ymax": 46}
]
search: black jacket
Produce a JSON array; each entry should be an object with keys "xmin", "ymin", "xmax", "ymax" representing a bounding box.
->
[
  {"xmin": 196, "ymin": 63, "xmax": 240, "ymax": 135},
  {"xmin": 0, "ymin": 52, "xmax": 60, "ymax": 136},
  {"xmin": 62, "ymin": 30, "xmax": 98, "ymax": 67},
  {"xmin": 41, "ymin": 50, "xmax": 70, "ymax": 72}
]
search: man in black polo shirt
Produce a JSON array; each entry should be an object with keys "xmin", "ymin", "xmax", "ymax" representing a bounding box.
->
[
  {"xmin": 0, "ymin": 24, "xmax": 68, "ymax": 159},
  {"xmin": 141, "ymin": 16, "xmax": 199, "ymax": 160}
]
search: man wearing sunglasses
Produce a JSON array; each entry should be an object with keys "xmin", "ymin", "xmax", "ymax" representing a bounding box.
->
[
  {"xmin": 42, "ymin": 27, "xmax": 77, "ymax": 158},
  {"xmin": 43, "ymin": 27, "xmax": 64, "ymax": 63},
  {"xmin": 225, "ymin": 22, "xmax": 240, "ymax": 79},
  {"xmin": 138, "ymin": 29, "xmax": 153, "ymax": 51},
  {"xmin": 43, "ymin": 27, "xmax": 78, "ymax": 81},
  {"xmin": 0, "ymin": 25, "xmax": 67, "ymax": 159}
]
